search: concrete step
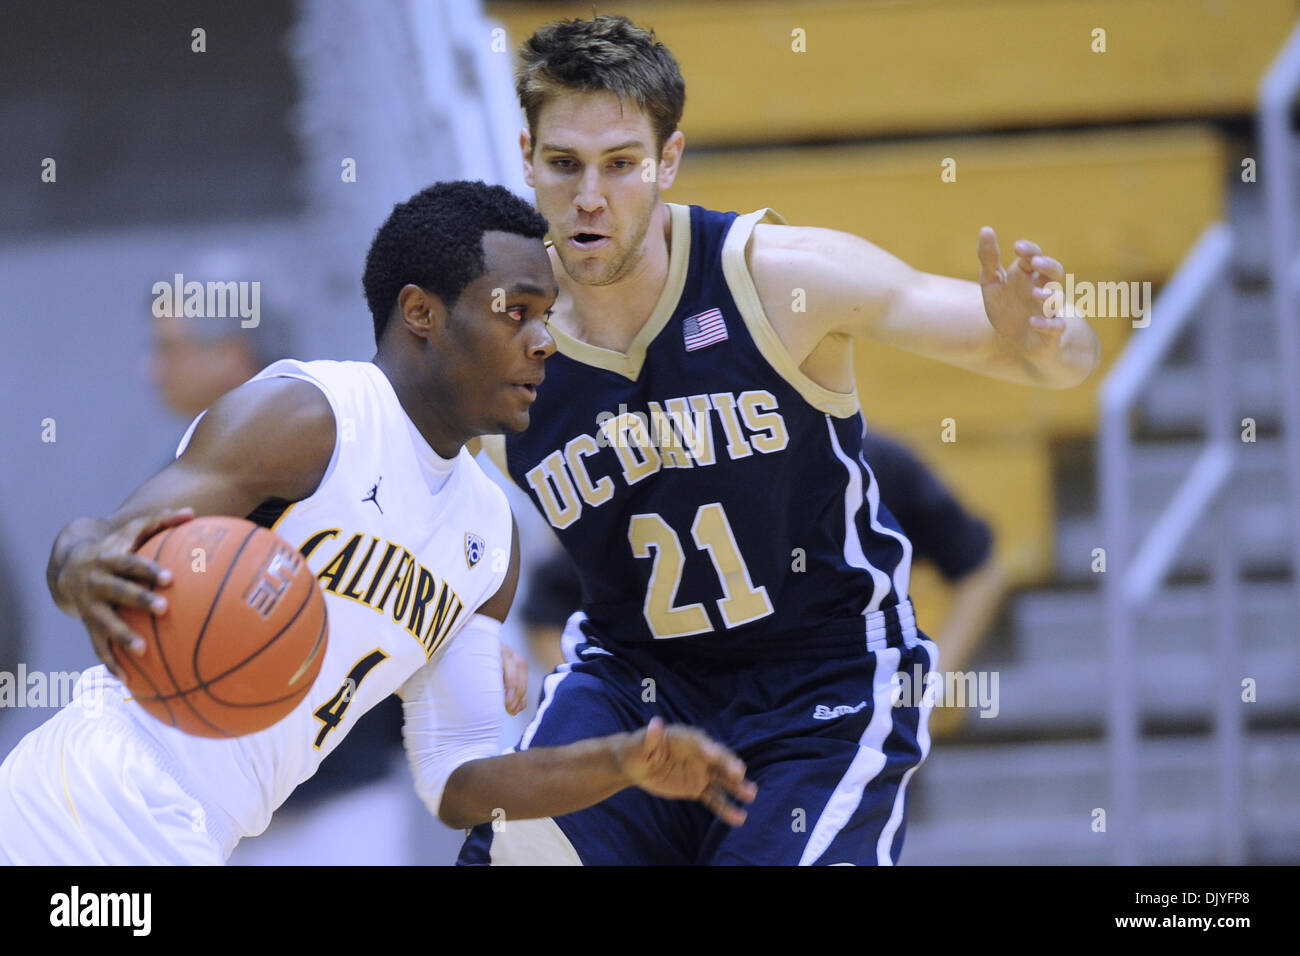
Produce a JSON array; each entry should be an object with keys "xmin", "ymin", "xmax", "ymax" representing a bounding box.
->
[
  {"xmin": 1056, "ymin": 505, "xmax": 1292, "ymax": 581},
  {"xmin": 903, "ymin": 732, "xmax": 1300, "ymax": 863},
  {"xmin": 1054, "ymin": 439, "xmax": 1291, "ymax": 580},
  {"xmin": 1138, "ymin": 358, "xmax": 1283, "ymax": 432},
  {"xmin": 903, "ymin": 806, "xmax": 1300, "ymax": 864},
  {"xmin": 1011, "ymin": 581, "xmax": 1297, "ymax": 662},
  {"xmin": 940, "ymin": 645, "xmax": 1298, "ymax": 735}
]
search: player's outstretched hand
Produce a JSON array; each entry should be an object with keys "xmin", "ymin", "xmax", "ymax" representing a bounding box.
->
[
  {"xmin": 500, "ymin": 642, "xmax": 527, "ymax": 715},
  {"xmin": 977, "ymin": 226, "xmax": 1069, "ymax": 358},
  {"xmin": 55, "ymin": 508, "xmax": 196, "ymax": 679},
  {"xmin": 618, "ymin": 717, "xmax": 758, "ymax": 826}
]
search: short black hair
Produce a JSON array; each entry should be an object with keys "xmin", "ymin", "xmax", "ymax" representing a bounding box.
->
[{"xmin": 362, "ymin": 181, "xmax": 550, "ymax": 345}]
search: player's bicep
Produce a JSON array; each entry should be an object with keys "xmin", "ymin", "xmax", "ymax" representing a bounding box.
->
[
  {"xmin": 750, "ymin": 224, "xmax": 916, "ymax": 344},
  {"xmin": 111, "ymin": 377, "xmax": 336, "ymax": 527}
]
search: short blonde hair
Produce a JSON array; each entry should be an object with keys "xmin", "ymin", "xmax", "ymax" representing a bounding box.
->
[{"xmin": 516, "ymin": 15, "xmax": 686, "ymax": 157}]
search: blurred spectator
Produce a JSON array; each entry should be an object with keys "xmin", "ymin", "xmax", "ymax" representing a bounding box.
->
[{"xmin": 149, "ymin": 250, "xmax": 295, "ymax": 418}]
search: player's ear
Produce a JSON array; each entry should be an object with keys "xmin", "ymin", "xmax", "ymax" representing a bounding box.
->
[
  {"xmin": 655, "ymin": 130, "xmax": 685, "ymax": 191},
  {"xmin": 521, "ymin": 128, "xmax": 536, "ymax": 188},
  {"xmin": 395, "ymin": 284, "xmax": 445, "ymax": 340}
]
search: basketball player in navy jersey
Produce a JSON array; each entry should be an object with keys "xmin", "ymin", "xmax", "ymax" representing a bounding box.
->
[
  {"xmin": 0, "ymin": 182, "xmax": 753, "ymax": 865},
  {"xmin": 460, "ymin": 17, "xmax": 1100, "ymax": 865}
]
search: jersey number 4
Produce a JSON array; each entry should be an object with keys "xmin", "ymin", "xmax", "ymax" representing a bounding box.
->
[
  {"xmin": 629, "ymin": 501, "xmax": 773, "ymax": 639},
  {"xmin": 313, "ymin": 649, "xmax": 387, "ymax": 748}
]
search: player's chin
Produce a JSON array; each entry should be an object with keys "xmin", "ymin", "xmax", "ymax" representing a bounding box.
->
[{"xmin": 494, "ymin": 407, "xmax": 532, "ymax": 435}]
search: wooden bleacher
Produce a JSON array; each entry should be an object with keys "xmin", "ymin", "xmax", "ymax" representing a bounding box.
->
[{"xmin": 487, "ymin": 0, "xmax": 1295, "ymax": 144}]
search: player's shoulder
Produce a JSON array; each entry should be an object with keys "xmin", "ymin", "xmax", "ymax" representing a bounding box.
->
[
  {"xmin": 198, "ymin": 371, "xmax": 336, "ymax": 443},
  {"xmin": 747, "ymin": 221, "xmax": 842, "ymax": 269}
]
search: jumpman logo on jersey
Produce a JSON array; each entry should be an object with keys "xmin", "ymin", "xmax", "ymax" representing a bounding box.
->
[{"xmin": 362, "ymin": 477, "xmax": 383, "ymax": 514}]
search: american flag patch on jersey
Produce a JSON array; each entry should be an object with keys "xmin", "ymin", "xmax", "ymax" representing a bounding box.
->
[{"xmin": 682, "ymin": 308, "xmax": 728, "ymax": 351}]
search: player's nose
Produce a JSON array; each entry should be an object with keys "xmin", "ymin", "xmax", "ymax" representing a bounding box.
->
[
  {"xmin": 573, "ymin": 167, "xmax": 605, "ymax": 213},
  {"xmin": 528, "ymin": 320, "xmax": 557, "ymax": 360}
]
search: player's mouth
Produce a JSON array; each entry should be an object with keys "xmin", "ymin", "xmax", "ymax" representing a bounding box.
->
[
  {"xmin": 568, "ymin": 232, "xmax": 610, "ymax": 251},
  {"xmin": 511, "ymin": 377, "xmax": 543, "ymax": 401}
]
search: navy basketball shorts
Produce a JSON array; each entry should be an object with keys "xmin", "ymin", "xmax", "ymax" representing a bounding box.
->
[{"xmin": 458, "ymin": 605, "xmax": 938, "ymax": 865}]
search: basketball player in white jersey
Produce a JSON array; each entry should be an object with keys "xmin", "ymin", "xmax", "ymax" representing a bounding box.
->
[{"xmin": 0, "ymin": 181, "xmax": 755, "ymax": 865}]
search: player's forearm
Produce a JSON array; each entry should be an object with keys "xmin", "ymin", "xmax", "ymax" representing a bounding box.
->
[
  {"xmin": 436, "ymin": 733, "xmax": 633, "ymax": 829},
  {"xmin": 901, "ymin": 274, "xmax": 1100, "ymax": 389},
  {"xmin": 47, "ymin": 517, "xmax": 112, "ymax": 613}
]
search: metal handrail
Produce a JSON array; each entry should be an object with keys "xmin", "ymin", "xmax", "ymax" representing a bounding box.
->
[
  {"xmin": 1099, "ymin": 223, "xmax": 1238, "ymax": 865},
  {"xmin": 1259, "ymin": 21, "xmax": 1300, "ymax": 648}
]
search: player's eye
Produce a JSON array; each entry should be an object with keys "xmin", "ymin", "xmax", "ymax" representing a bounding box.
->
[
  {"xmin": 550, "ymin": 159, "xmax": 576, "ymax": 170},
  {"xmin": 611, "ymin": 159, "xmax": 634, "ymax": 170},
  {"xmin": 507, "ymin": 305, "xmax": 525, "ymax": 321}
]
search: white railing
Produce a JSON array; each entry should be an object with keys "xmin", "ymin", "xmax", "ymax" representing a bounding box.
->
[
  {"xmin": 1099, "ymin": 224, "xmax": 1239, "ymax": 865},
  {"xmin": 1259, "ymin": 21, "xmax": 1300, "ymax": 643}
]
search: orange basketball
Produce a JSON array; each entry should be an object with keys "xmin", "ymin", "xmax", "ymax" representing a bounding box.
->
[{"xmin": 114, "ymin": 515, "xmax": 328, "ymax": 738}]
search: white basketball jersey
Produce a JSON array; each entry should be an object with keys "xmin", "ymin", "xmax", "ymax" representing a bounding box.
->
[{"xmin": 124, "ymin": 359, "xmax": 512, "ymax": 848}]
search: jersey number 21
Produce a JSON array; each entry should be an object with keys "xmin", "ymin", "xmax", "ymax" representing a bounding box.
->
[{"xmin": 629, "ymin": 501, "xmax": 773, "ymax": 639}]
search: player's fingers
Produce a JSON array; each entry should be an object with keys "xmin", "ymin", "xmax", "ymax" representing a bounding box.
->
[
  {"xmin": 1030, "ymin": 255, "xmax": 1063, "ymax": 282},
  {"xmin": 1030, "ymin": 313, "xmax": 1067, "ymax": 335},
  {"xmin": 86, "ymin": 625, "xmax": 125, "ymax": 681},
  {"xmin": 85, "ymin": 602, "xmax": 145, "ymax": 662},
  {"xmin": 699, "ymin": 784, "xmax": 747, "ymax": 827},
  {"xmin": 499, "ymin": 644, "xmax": 528, "ymax": 714},
  {"xmin": 126, "ymin": 507, "xmax": 195, "ymax": 554},
  {"xmin": 1013, "ymin": 239, "xmax": 1043, "ymax": 259},
  {"xmin": 976, "ymin": 226, "xmax": 1003, "ymax": 283},
  {"xmin": 710, "ymin": 763, "xmax": 758, "ymax": 804},
  {"xmin": 86, "ymin": 569, "xmax": 167, "ymax": 615},
  {"xmin": 641, "ymin": 716, "xmax": 665, "ymax": 756},
  {"xmin": 100, "ymin": 552, "xmax": 173, "ymax": 588},
  {"xmin": 704, "ymin": 744, "xmax": 757, "ymax": 801}
]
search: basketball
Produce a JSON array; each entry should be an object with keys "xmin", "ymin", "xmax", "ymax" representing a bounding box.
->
[{"xmin": 113, "ymin": 515, "xmax": 328, "ymax": 739}]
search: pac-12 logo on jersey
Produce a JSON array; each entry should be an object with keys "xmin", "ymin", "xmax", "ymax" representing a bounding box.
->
[{"xmin": 465, "ymin": 533, "xmax": 485, "ymax": 569}]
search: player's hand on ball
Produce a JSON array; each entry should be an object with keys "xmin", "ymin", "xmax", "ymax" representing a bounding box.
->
[
  {"xmin": 500, "ymin": 643, "xmax": 527, "ymax": 715},
  {"xmin": 56, "ymin": 507, "xmax": 196, "ymax": 679},
  {"xmin": 977, "ymin": 227, "xmax": 1069, "ymax": 358},
  {"xmin": 619, "ymin": 717, "xmax": 758, "ymax": 825}
]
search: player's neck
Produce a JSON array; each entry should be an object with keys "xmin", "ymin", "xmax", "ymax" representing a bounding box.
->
[
  {"xmin": 552, "ymin": 203, "xmax": 672, "ymax": 354},
  {"xmin": 371, "ymin": 353, "xmax": 463, "ymax": 460}
]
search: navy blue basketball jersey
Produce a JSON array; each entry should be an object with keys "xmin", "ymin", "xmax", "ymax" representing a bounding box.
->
[{"xmin": 489, "ymin": 203, "xmax": 915, "ymax": 661}]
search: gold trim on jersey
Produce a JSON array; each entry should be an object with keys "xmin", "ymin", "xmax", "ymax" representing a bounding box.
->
[
  {"xmin": 268, "ymin": 502, "xmax": 295, "ymax": 533},
  {"xmin": 546, "ymin": 202, "xmax": 693, "ymax": 381},
  {"xmin": 720, "ymin": 208, "xmax": 862, "ymax": 418},
  {"xmin": 61, "ymin": 740, "xmax": 81, "ymax": 827}
]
